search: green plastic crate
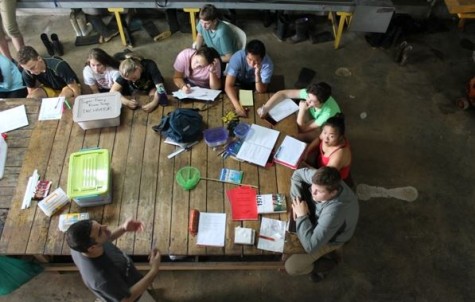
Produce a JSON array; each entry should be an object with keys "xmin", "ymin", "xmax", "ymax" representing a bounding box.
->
[{"xmin": 67, "ymin": 149, "xmax": 111, "ymax": 207}]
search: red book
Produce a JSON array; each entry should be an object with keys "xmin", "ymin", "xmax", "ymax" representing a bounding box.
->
[{"xmin": 226, "ymin": 186, "xmax": 258, "ymax": 221}]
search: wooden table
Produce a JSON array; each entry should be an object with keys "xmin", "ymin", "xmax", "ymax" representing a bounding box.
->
[
  {"xmin": 444, "ymin": 0, "xmax": 475, "ymax": 29},
  {"xmin": 0, "ymin": 93, "xmax": 303, "ymax": 268},
  {"xmin": 0, "ymin": 99, "xmax": 40, "ymax": 209}
]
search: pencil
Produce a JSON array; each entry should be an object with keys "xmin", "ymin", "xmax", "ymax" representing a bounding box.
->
[
  {"xmin": 259, "ymin": 235, "xmax": 275, "ymax": 241},
  {"xmin": 64, "ymin": 99, "xmax": 72, "ymax": 110}
]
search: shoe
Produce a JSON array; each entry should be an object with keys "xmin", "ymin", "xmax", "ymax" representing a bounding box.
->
[
  {"xmin": 154, "ymin": 30, "xmax": 171, "ymax": 42},
  {"xmin": 40, "ymin": 33, "xmax": 55, "ymax": 56},
  {"xmin": 99, "ymin": 30, "xmax": 119, "ymax": 43},
  {"xmin": 394, "ymin": 41, "xmax": 407, "ymax": 63},
  {"xmin": 399, "ymin": 44, "xmax": 413, "ymax": 66},
  {"xmin": 50, "ymin": 34, "xmax": 64, "ymax": 56}
]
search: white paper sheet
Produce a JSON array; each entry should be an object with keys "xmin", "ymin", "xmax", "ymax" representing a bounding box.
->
[
  {"xmin": 0, "ymin": 105, "xmax": 29, "ymax": 133},
  {"xmin": 274, "ymin": 135, "xmax": 307, "ymax": 168},
  {"xmin": 196, "ymin": 212, "xmax": 226, "ymax": 247},
  {"xmin": 236, "ymin": 124, "xmax": 280, "ymax": 167},
  {"xmin": 257, "ymin": 217, "xmax": 286, "ymax": 253},
  {"xmin": 172, "ymin": 87, "xmax": 221, "ymax": 102},
  {"xmin": 268, "ymin": 98, "xmax": 299, "ymax": 122},
  {"xmin": 38, "ymin": 97, "xmax": 64, "ymax": 120}
]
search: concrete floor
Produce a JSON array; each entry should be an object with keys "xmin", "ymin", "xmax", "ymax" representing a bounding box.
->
[{"xmin": 2, "ymin": 7, "xmax": 475, "ymax": 301}]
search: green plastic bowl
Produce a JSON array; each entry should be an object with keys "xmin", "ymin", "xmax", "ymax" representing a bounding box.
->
[{"xmin": 176, "ymin": 166, "xmax": 201, "ymax": 190}]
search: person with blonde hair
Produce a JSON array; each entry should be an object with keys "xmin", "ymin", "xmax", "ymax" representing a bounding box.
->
[
  {"xmin": 110, "ymin": 53, "xmax": 168, "ymax": 112},
  {"xmin": 83, "ymin": 48, "xmax": 120, "ymax": 93}
]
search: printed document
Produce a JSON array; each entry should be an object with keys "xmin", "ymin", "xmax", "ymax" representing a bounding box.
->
[
  {"xmin": 268, "ymin": 98, "xmax": 299, "ymax": 122},
  {"xmin": 236, "ymin": 124, "xmax": 279, "ymax": 167},
  {"xmin": 196, "ymin": 212, "xmax": 226, "ymax": 247}
]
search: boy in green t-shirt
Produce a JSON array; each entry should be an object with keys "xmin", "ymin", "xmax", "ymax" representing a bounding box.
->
[{"xmin": 258, "ymin": 82, "xmax": 341, "ymax": 142}]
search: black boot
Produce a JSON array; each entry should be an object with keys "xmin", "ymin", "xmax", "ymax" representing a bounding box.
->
[
  {"xmin": 50, "ymin": 34, "xmax": 64, "ymax": 56},
  {"xmin": 273, "ymin": 13, "xmax": 290, "ymax": 42},
  {"xmin": 166, "ymin": 9, "xmax": 180, "ymax": 34},
  {"xmin": 289, "ymin": 17, "xmax": 310, "ymax": 44},
  {"xmin": 40, "ymin": 33, "xmax": 55, "ymax": 56}
]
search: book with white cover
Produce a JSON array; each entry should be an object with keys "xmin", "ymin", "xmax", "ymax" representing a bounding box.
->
[
  {"xmin": 274, "ymin": 135, "xmax": 307, "ymax": 169},
  {"xmin": 268, "ymin": 98, "xmax": 299, "ymax": 122},
  {"xmin": 196, "ymin": 212, "xmax": 226, "ymax": 247},
  {"xmin": 236, "ymin": 124, "xmax": 280, "ymax": 167}
]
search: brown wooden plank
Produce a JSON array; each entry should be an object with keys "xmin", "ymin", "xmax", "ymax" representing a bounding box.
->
[
  {"xmin": 153, "ymin": 105, "xmax": 175, "ymax": 256},
  {"xmin": 188, "ymin": 104, "xmax": 209, "ymax": 255},
  {"xmin": 0, "ymin": 166, "xmax": 21, "ymax": 186},
  {"xmin": 202, "ymin": 97, "xmax": 225, "ymax": 256},
  {"xmin": 101, "ymin": 108, "xmax": 134, "ymax": 254},
  {"xmin": 135, "ymin": 107, "xmax": 162, "ymax": 255},
  {"xmin": 116, "ymin": 109, "xmax": 148, "ymax": 254},
  {"xmin": 0, "ymin": 119, "xmax": 58, "ymax": 254},
  {"xmin": 30, "ymin": 109, "xmax": 74, "ymax": 255},
  {"xmin": 4, "ymin": 130, "xmax": 33, "ymax": 148},
  {"xmin": 169, "ymin": 102, "xmax": 194, "ymax": 256},
  {"xmin": 0, "ymin": 186, "xmax": 15, "ymax": 208},
  {"xmin": 445, "ymin": 0, "xmax": 475, "ymax": 13},
  {"xmin": 4, "ymin": 147, "xmax": 26, "ymax": 166}
]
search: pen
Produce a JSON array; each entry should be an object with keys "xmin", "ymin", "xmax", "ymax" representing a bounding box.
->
[
  {"xmin": 54, "ymin": 98, "xmax": 60, "ymax": 109},
  {"xmin": 259, "ymin": 234, "xmax": 275, "ymax": 241},
  {"xmin": 64, "ymin": 99, "xmax": 72, "ymax": 110}
]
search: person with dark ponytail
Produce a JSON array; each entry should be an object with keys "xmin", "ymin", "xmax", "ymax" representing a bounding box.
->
[
  {"xmin": 303, "ymin": 113, "xmax": 352, "ymax": 181},
  {"xmin": 83, "ymin": 48, "xmax": 120, "ymax": 94},
  {"xmin": 110, "ymin": 52, "xmax": 168, "ymax": 112},
  {"xmin": 173, "ymin": 46, "xmax": 222, "ymax": 92}
]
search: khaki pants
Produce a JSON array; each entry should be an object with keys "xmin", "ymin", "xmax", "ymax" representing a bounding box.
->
[{"xmin": 285, "ymin": 244, "xmax": 343, "ymax": 276}]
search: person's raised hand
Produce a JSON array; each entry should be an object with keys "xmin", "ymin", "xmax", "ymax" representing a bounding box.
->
[
  {"xmin": 122, "ymin": 219, "xmax": 144, "ymax": 233},
  {"xmin": 149, "ymin": 248, "xmax": 161, "ymax": 274}
]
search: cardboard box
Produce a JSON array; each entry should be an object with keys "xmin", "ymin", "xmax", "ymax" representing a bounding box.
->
[
  {"xmin": 73, "ymin": 92, "xmax": 121, "ymax": 130},
  {"xmin": 67, "ymin": 149, "xmax": 111, "ymax": 207}
]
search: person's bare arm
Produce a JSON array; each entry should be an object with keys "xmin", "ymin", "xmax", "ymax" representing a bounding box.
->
[
  {"xmin": 258, "ymin": 89, "xmax": 301, "ymax": 117},
  {"xmin": 173, "ymin": 70, "xmax": 191, "ymax": 93},
  {"xmin": 194, "ymin": 34, "xmax": 204, "ymax": 49},
  {"xmin": 121, "ymin": 249, "xmax": 161, "ymax": 302},
  {"xmin": 296, "ymin": 101, "xmax": 319, "ymax": 133},
  {"xmin": 221, "ymin": 53, "xmax": 232, "ymax": 63},
  {"xmin": 225, "ymin": 75, "xmax": 246, "ymax": 117},
  {"xmin": 111, "ymin": 82, "xmax": 138, "ymax": 109},
  {"xmin": 88, "ymin": 84, "xmax": 100, "ymax": 94}
]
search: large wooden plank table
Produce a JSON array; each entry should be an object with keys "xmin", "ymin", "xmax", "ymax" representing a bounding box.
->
[
  {"xmin": 0, "ymin": 99, "xmax": 39, "ymax": 209},
  {"xmin": 0, "ymin": 93, "xmax": 303, "ymax": 268}
]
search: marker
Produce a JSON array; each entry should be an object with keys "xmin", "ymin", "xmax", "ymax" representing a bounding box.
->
[
  {"xmin": 64, "ymin": 99, "xmax": 72, "ymax": 110},
  {"xmin": 259, "ymin": 234, "xmax": 275, "ymax": 241}
]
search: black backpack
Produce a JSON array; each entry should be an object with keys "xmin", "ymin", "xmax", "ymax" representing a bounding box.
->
[{"xmin": 152, "ymin": 108, "xmax": 204, "ymax": 143}]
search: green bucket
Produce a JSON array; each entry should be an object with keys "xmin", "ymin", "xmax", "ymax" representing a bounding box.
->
[{"xmin": 176, "ymin": 166, "xmax": 201, "ymax": 190}]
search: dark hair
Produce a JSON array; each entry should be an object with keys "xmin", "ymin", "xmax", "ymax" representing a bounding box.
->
[
  {"xmin": 195, "ymin": 46, "xmax": 220, "ymax": 65},
  {"xmin": 86, "ymin": 48, "xmax": 120, "ymax": 70},
  {"xmin": 322, "ymin": 113, "xmax": 345, "ymax": 136},
  {"xmin": 311, "ymin": 166, "xmax": 341, "ymax": 192},
  {"xmin": 17, "ymin": 46, "xmax": 39, "ymax": 65},
  {"xmin": 245, "ymin": 40, "xmax": 266, "ymax": 58},
  {"xmin": 199, "ymin": 4, "xmax": 219, "ymax": 21},
  {"xmin": 65, "ymin": 220, "xmax": 95, "ymax": 253},
  {"xmin": 307, "ymin": 82, "xmax": 332, "ymax": 104}
]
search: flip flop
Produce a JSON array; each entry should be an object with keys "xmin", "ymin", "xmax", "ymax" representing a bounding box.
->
[{"xmin": 154, "ymin": 30, "xmax": 172, "ymax": 42}]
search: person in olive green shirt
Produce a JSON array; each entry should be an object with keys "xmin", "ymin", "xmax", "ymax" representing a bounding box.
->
[{"xmin": 258, "ymin": 82, "xmax": 340, "ymax": 142}]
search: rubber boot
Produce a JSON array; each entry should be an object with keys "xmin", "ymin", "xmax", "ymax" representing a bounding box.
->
[
  {"xmin": 70, "ymin": 10, "xmax": 82, "ymax": 36},
  {"xmin": 76, "ymin": 10, "xmax": 93, "ymax": 36},
  {"xmin": 50, "ymin": 34, "xmax": 64, "ymax": 56},
  {"xmin": 289, "ymin": 17, "xmax": 310, "ymax": 44},
  {"xmin": 273, "ymin": 13, "xmax": 289, "ymax": 42},
  {"xmin": 40, "ymin": 33, "xmax": 55, "ymax": 56}
]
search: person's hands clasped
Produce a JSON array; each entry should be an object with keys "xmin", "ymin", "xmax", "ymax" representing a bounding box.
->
[
  {"xmin": 121, "ymin": 218, "xmax": 145, "ymax": 233},
  {"xmin": 124, "ymin": 98, "xmax": 138, "ymax": 110},
  {"xmin": 299, "ymin": 100, "xmax": 310, "ymax": 112},
  {"xmin": 292, "ymin": 196, "xmax": 309, "ymax": 218}
]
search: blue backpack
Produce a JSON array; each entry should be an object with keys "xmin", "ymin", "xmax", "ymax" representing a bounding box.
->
[{"xmin": 153, "ymin": 108, "xmax": 204, "ymax": 143}]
